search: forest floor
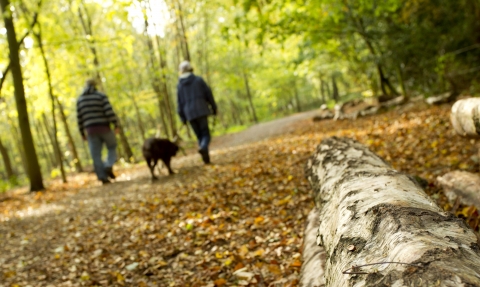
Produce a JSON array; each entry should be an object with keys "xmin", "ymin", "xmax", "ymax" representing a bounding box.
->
[{"xmin": 1, "ymin": 101, "xmax": 479, "ymax": 287}]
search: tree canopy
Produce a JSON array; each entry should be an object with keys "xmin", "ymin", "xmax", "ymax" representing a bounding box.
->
[{"xmin": 0, "ymin": 0, "xmax": 479, "ymax": 187}]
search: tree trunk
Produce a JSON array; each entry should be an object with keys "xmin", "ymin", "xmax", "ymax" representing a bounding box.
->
[
  {"xmin": 0, "ymin": 0, "xmax": 41, "ymax": 96},
  {"xmin": 331, "ymin": 75, "xmax": 339, "ymax": 102},
  {"xmin": 155, "ymin": 35, "xmax": 176, "ymax": 136},
  {"xmin": 40, "ymin": 115, "xmax": 58, "ymax": 168},
  {"xmin": 450, "ymin": 98, "xmax": 480, "ymax": 137},
  {"xmin": 203, "ymin": 9, "xmax": 212, "ymax": 86},
  {"xmin": 143, "ymin": 15, "xmax": 171, "ymax": 138},
  {"xmin": 117, "ymin": 114, "xmax": 134, "ymax": 162},
  {"xmin": 77, "ymin": 0, "xmax": 102, "ymax": 86},
  {"xmin": 0, "ymin": 138, "xmax": 15, "ymax": 180},
  {"xmin": 396, "ymin": 64, "xmax": 408, "ymax": 101},
  {"xmin": 320, "ymin": 78, "xmax": 326, "ymax": 104},
  {"xmin": 56, "ymin": 98, "xmax": 83, "ymax": 172},
  {"xmin": 304, "ymin": 137, "xmax": 480, "ymax": 286},
  {"xmin": 175, "ymin": 0, "xmax": 191, "ymax": 61},
  {"xmin": 7, "ymin": 114, "xmax": 28, "ymax": 174},
  {"xmin": 119, "ymin": 51, "xmax": 146, "ymax": 142},
  {"xmin": 293, "ymin": 80, "xmax": 301, "ymax": 112},
  {"xmin": 242, "ymin": 71, "xmax": 258, "ymax": 123},
  {"xmin": 1, "ymin": 0, "xmax": 44, "ymax": 191},
  {"xmin": 36, "ymin": 27, "xmax": 67, "ymax": 183}
]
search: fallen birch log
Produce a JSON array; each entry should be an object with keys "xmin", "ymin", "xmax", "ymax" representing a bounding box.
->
[
  {"xmin": 451, "ymin": 97, "xmax": 480, "ymax": 138},
  {"xmin": 300, "ymin": 208, "xmax": 326, "ymax": 287},
  {"xmin": 437, "ymin": 171, "xmax": 480, "ymax": 210},
  {"xmin": 304, "ymin": 137, "xmax": 480, "ymax": 287}
]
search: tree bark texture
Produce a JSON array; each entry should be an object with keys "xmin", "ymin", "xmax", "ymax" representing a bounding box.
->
[
  {"xmin": 331, "ymin": 75, "xmax": 339, "ymax": 102},
  {"xmin": 1, "ymin": 0, "xmax": 44, "ymax": 191},
  {"xmin": 450, "ymin": 97, "xmax": 480, "ymax": 138},
  {"xmin": 36, "ymin": 27, "xmax": 67, "ymax": 183},
  {"xmin": 0, "ymin": 138, "xmax": 15, "ymax": 179},
  {"xmin": 305, "ymin": 137, "xmax": 480, "ymax": 287},
  {"xmin": 437, "ymin": 171, "xmax": 480, "ymax": 210},
  {"xmin": 242, "ymin": 71, "xmax": 258, "ymax": 123},
  {"xmin": 300, "ymin": 208, "xmax": 326, "ymax": 287},
  {"xmin": 56, "ymin": 98, "xmax": 83, "ymax": 172}
]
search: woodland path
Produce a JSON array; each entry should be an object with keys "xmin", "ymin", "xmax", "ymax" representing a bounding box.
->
[
  {"xmin": 1, "ymin": 103, "xmax": 479, "ymax": 286},
  {"xmin": 210, "ymin": 109, "xmax": 321, "ymax": 149},
  {"xmin": 0, "ymin": 108, "xmax": 321, "ymax": 287}
]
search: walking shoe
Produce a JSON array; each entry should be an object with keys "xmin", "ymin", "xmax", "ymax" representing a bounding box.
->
[
  {"xmin": 199, "ymin": 149, "xmax": 211, "ymax": 164},
  {"xmin": 105, "ymin": 166, "xmax": 116, "ymax": 179}
]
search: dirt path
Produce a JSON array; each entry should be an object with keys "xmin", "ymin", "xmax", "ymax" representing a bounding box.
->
[
  {"xmin": 0, "ymin": 109, "xmax": 321, "ymax": 287},
  {"xmin": 211, "ymin": 109, "xmax": 320, "ymax": 149},
  {"xmin": 3, "ymin": 104, "xmax": 478, "ymax": 286}
]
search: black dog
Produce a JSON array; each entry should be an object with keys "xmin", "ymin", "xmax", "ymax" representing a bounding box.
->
[{"xmin": 142, "ymin": 137, "xmax": 179, "ymax": 180}]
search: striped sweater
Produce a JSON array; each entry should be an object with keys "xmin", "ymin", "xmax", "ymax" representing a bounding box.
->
[{"xmin": 77, "ymin": 90, "xmax": 118, "ymax": 136}]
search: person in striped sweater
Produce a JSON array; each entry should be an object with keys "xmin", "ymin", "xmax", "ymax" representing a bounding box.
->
[{"xmin": 77, "ymin": 78, "xmax": 119, "ymax": 184}]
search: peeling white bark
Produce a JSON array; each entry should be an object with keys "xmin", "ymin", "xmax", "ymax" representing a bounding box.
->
[
  {"xmin": 437, "ymin": 171, "xmax": 480, "ymax": 209},
  {"xmin": 300, "ymin": 208, "xmax": 326, "ymax": 287},
  {"xmin": 305, "ymin": 137, "xmax": 480, "ymax": 287},
  {"xmin": 451, "ymin": 98, "xmax": 480, "ymax": 138}
]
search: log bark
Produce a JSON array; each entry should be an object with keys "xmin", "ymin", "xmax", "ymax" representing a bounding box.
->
[
  {"xmin": 300, "ymin": 208, "xmax": 326, "ymax": 287},
  {"xmin": 437, "ymin": 171, "xmax": 480, "ymax": 210},
  {"xmin": 305, "ymin": 137, "xmax": 480, "ymax": 287},
  {"xmin": 451, "ymin": 97, "xmax": 480, "ymax": 138}
]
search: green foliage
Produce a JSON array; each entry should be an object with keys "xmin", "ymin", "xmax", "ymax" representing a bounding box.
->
[{"xmin": 0, "ymin": 0, "xmax": 479, "ymax": 184}]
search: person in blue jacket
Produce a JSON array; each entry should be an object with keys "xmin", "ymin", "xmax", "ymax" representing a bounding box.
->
[{"xmin": 177, "ymin": 61, "xmax": 217, "ymax": 164}]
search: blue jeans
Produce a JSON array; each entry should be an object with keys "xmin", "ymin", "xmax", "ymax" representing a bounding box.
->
[
  {"xmin": 189, "ymin": 116, "xmax": 211, "ymax": 152},
  {"xmin": 87, "ymin": 131, "xmax": 117, "ymax": 181}
]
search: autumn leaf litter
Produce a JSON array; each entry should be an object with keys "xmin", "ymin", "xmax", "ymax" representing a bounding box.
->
[{"xmin": 1, "ymin": 102, "xmax": 479, "ymax": 286}]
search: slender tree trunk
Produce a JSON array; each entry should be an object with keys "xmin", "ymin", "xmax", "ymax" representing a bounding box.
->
[
  {"xmin": 78, "ymin": 0, "xmax": 102, "ymax": 85},
  {"xmin": 6, "ymin": 114, "xmax": 28, "ymax": 174},
  {"xmin": 130, "ymin": 93, "xmax": 147, "ymax": 142},
  {"xmin": 146, "ymin": 0, "xmax": 177, "ymax": 136},
  {"xmin": 242, "ymin": 71, "xmax": 258, "ymax": 123},
  {"xmin": 118, "ymin": 51, "xmax": 146, "ymax": 141},
  {"xmin": 0, "ymin": 138, "xmax": 15, "ymax": 180},
  {"xmin": 155, "ymin": 35, "xmax": 176, "ymax": 136},
  {"xmin": 175, "ymin": 0, "xmax": 191, "ymax": 61},
  {"xmin": 1, "ymin": 0, "xmax": 44, "ymax": 191},
  {"xmin": 343, "ymin": 0, "xmax": 398, "ymax": 98},
  {"xmin": 40, "ymin": 115, "xmax": 59, "ymax": 168},
  {"xmin": 396, "ymin": 64, "xmax": 408, "ymax": 100},
  {"xmin": 56, "ymin": 98, "xmax": 83, "ymax": 172},
  {"xmin": 332, "ymin": 75, "xmax": 339, "ymax": 102},
  {"xmin": 320, "ymin": 79, "xmax": 326, "ymax": 104},
  {"xmin": 304, "ymin": 137, "xmax": 480, "ymax": 286},
  {"xmin": 143, "ymin": 15, "xmax": 171, "ymax": 138},
  {"xmin": 32, "ymin": 117, "xmax": 53, "ymax": 172},
  {"xmin": 293, "ymin": 80, "xmax": 301, "ymax": 112},
  {"xmin": 203, "ymin": 8, "xmax": 212, "ymax": 85},
  {"xmin": 117, "ymin": 113, "xmax": 134, "ymax": 162},
  {"xmin": 36, "ymin": 27, "xmax": 67, "ymax": 183}
]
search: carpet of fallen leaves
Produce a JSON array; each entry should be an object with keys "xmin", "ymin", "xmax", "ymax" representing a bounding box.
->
[{"xmin": 1, "ymin": 101, "xmax": 479, "ymax": 287}]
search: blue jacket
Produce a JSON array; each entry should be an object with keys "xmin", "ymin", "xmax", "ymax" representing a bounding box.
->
[{"xmin": 177, "ymin": 74, "xmax": 217, "ymax": 123}]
